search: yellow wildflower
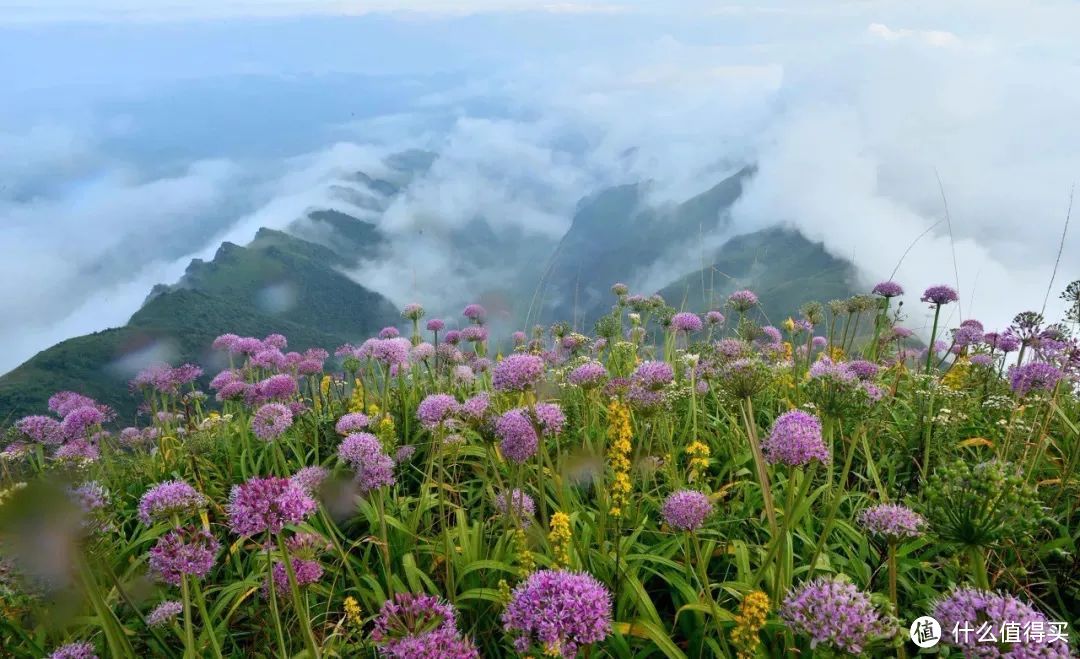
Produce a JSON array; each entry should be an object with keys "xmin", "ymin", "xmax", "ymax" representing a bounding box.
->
[
  {"xmin": 781, "ymin": 341, "xmax": 793, "ymax": 362},
  {"xmin": 548, "ymin": 512, "xmax": 572, "ymax": 569},
  {"xmin": 606, "ymin": 400, "xmax": 633, "ymax": 518},
  {"xmin": 685, "ymin": 440, "xmax": 710, "ymax": 483},
  {"xmin": 782, "ymin": 317, "xmax": 796, "ymax": 332},
  {"xmin": 942, "ymin": 356, "xmax": 970, "ymax": 390},
  {"xmin": 343, "ymin": 596, "xmax": 363, "ymax": 627},
  {"xmin": 514, "ymin": 528, "xmax": 535, "ymax": 576},
  {"xmin": 829, "ymin": 346, "xmax": 845, "ymax": 361},
  {"xmin": 731, "ymin": 590, "xmax": 770, "ymax": 659}
]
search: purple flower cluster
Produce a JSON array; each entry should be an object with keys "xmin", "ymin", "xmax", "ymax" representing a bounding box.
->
[
  {"xmin": 762, "ymin": 410, "xmax": 830, "ymax": 466},
  {"xmin": 872, "ymin": 281, "xmax": 904, "ymax": 298},
  {"xmin": 147, "ymin": 600, "xmax": 183, "ymax": 627},
  {"xmin": 290, "ymin": 466, "xmax": 329, "ymax": 494},
  {"xmin": 335, "ymin": 412, "xmax": 370, "ymax": 434},
  {"xmin": 503, "ymin": 569, "xmax": 612, "ymax": 658},
  {"xmin": 373, "ymin": 592, "xmax": 479, "ymax": 659},
  {"xmin": 705, "ymin": 310, "xmax": 725, "ymax": 326},
  {"xmin": 227, "ymin": 477, "xmax": 317, "ymax": 536},
  {"xmin": 534, "ymin": 403, "xmax": 566, "ymax": 436},
  {"xmin": 427, "ymin": 318, "xmax": 445, "ymax": 332},
  {"xmin": 780, "ymin": 576, "xmax": 896, "ymax": 654},
  {"xmin": 847, "ymin": 360, "xmax": 879, "ymax": 381},
  {"xmin": 265, "ymin": 557, "xmax": 324, "ymax": 597},
  {"xmin": 567, "ymin": 361, "xmax": 608, "ymax": 388},
  {"xmin": 492, "ymin": 354, "xmax": 545, "ymax": 392},
  {"xmin": 496, "ymin": 410, "xmax": 539, "ymax": 463},
  {"xmin": 728, "ymin": 289, "xmax": 760, "ymax": 312},
  {"xmin": 48, "ymin": 642, "xmax": 98, "ymax": 659},
  {"xmin": 148, "ymin": 528, "xmax": 221, "ymax": 586},
  {"xmin": 857, "ymin": 504, "xmax": 926, "ymax": 540},
  {"xmin": 662, "ymin": 490, "xmax": 713, "ymax": 531},
  {"xmin": 138, "ymin": 481, "xmax": 207, "ymax": 526},
  {"xmin": 48, "ymin": 392, "xmax": 98, "ymax": 417},
  {"xmin": 59, "ymin": 406, "xmax": 107, "ymax": 439},
  {"xmin": 632, "ymin": 361, "xmax": 674, "ymax": 391},
  {"xmin": 461, "ymin": 392, "xmax": 491, "ymax": 421},
  {"xmin": 934, "ymin": 588, "xmax": 1071, "ymax": 658},
  {"xmin": 338, "ymin": 433, "xmax": 396, "ymax": 492},
  {"xmin": 495, "ymin": 489, "xmax": 536, "ymax": 527},
  {"xmin": 808, "ymin": 357, "xmax": 857, "ymax": 385},
  {"xmin": 921, "ymin": 285, "xmax": 959, "ymax": 306},
  {"xmin": 253, "ymin": 374, "xmax": 298, "ymax": 402},
  {"xmin": 417, "ymin": 394, "xmax": 461, "ymax": 430},
  {"xmin": 462, "ymin": 303, "xmax": 487, "ymax": 323},
  {"xmin": 670, "ymin": 312, "xmax": 704, "ymax": 334},
  {"xmin": 1008, "ymin": 361, "xmax": 1063, "ymax": 397},
  {"xmin": 251, "ymin": 403, "xmax": 293, "ymax": 440},
  {"xmin": 131, "ymin": 363, "xmax": 203, "ymax": 395},
  {"xmin": 15, "ymin": 415, "xmax": 64, "ymax": 444}
]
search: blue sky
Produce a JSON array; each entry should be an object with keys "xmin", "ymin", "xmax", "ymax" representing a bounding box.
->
[{"xmin": 1, "ymin": 0, "xmax": 1079, "ymax": 371}]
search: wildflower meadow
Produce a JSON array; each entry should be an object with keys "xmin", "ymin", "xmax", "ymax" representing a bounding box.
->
[{"xmin": 2, "ymin": 280, "xmax": 1080, "ymax": 658}]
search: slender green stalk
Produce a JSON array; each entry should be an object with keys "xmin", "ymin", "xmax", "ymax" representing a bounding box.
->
[
  {"xmin": 807, "ymin": 430, "xmax": 857, "ymax": 577},
  {"xmin": 276, "ymin": 534, "xmax": 321, "ymax": 659},
  {"xmin": 740, "ymin": 397, "xmax": 778, "ymax": 535},
  {"xmin": 191, "ymin": 580, "xmax": 224, "ymax": 659},
  {"xmin": 968, "ymin": 545, "xmax": 990, "ymax": 590},
  {"xmin": 887, "ymin": 541, "xmax": 906, "ymax": 659},
  {"xmin": 264, "ymin": 536, "xmax": 289, "ymax": 659},
  {"xmin": 180, "ymin": 575, "xmax": 196, "ymax": 658}
]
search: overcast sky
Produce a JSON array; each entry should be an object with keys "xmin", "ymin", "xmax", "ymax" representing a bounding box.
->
[{"xmin": 2, "ymin": 0, "xmax": 1078, "ymax": 372}]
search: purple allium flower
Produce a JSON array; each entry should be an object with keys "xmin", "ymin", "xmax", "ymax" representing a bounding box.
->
[
  {"xmin": 379, "ymin": 326, "xmax": 401, "ymax": 339},
  {"xmin": 59, "ymin": 406, "xmax": 106, "ymax": 438},
  {"xmin": 495, "ymin": 489, "xmax": 536, "ymax": 527},
  {"xmin": 411, "ymin": 342, "xmax": 436, "ymax": 363},
  {"xmin": 860, "ymin": 382, "xmax": 885, "ymax": 403},
  {"xmin": 373, "ymin": 337, "xmax": 412, "ymax": 367},
  {"xmin": 460, "ymin": 392, "xmax": 490, "ymax": 421},
  {"xmin": 763, "ymin": 410, "xmax": 830, "ymax": 466},
  {"xmin": 969, "ymin": 353, "xmax": 994, "ymax": 367},
  {"xmin": 212, "ymin": 333, "xmax": 240, "ymax": 352},
  {"xmin": 780, "ymin": 576, "xmax": 895, "ymax": 654},
  {"xmin": 921, "ymin": 285, "xmax": 959, "ymax": 306},
  {"xmin": 671, "ymin": 312, "xmax": 704, "ymax": 334},
  {"xmin": 808, "ymin": 357, "xmax": 857, "ymax": 385},
  {"xmin": 472, "ymin": 357, "xmax": 492, "ymax": 373},
  {"xmin": 262, "ymin": 333, "xmax": 287, "ymax": 349},
  {"xmin": 250, "ymin": 348, "xmax": 287, "ymax": 371},
  {"xmin": 147, "ymin": 600, "xmax": 183, "ymax": 627},
  {"xmin": 426, "ymin": 318, "xmax": 445, "ymax": 332},
  {"xmin": 715, "ymin": 338, "xmax": 750, "ymax": 361},
  {"xmin": 727, "ymin": 289, "xmax": 759, "ymax": 312},
  {"xmin": 952, "ymin": 324, "xmax": 984, "ymax": 348},
  {"xmin": 934, "ymin": 588, "xmax": 1070, "ymax": 658},
  {"xmin": 138, "ymin": 481, "xmax": 207, "ymax": 526},
  {"xmin": 255, "ymin": 374, "xmax": 298, "ymax": 402},
  {"xmin": 265, "ymin": 558, "xmax": 324, "ymax": 597},
  {"xmin": 216, "ymin": 380, "xmax": 249, "ymax": 402},
  {"xmin": 148, "ymin": 527, "xmax": 221, "ymax": 586},
  {"xmin": 251, "ymin": 403, "xmax": 293, "ymax": 441},
  {"xmin": 337, "ymin": 433, "xmax": 396, "ymax": 493},
  {"xmin": 567, "ymin": 361, "xmax": 608, "ymax": 388},
  {"xmin": 626, "ymin": 385, "xmax": 664, "ymax": 411},
  {"xmin": 228, "ymin": 477, "xmax": 317, "ymax": 536},
  {"xmin": 492, "ymin": 354, "xmax": 545, "ymax": 392},
  {"xmin": 402, "ymin": 303, "xmax": 425, "ymax": 321},
  {"xmin": 209, "ymin": 369, "xmax": 241, "ymax": 390},
  {"xmin": 857, "ymin": 504, "xmax": 925, "ymax": 540},
  {"xmin": 70, "ymin": 481, "xmax": 108, "ymax": 515},
  {"xmin": 417, "ymin": 394, "xmax": 461, "ymax": 430},
  {"xmin": 872, "ymin": 281, "xmax": 904, "ymax": 298},
  {"xmin": 235, "ymin": 337, "xmax": 265, "ymax": 355},
  {"xmin": 759, "ymin": 326, "xmax": 783, "ymax": 344},
  {"xmin": 611, "ymin": 282, "xmax": 629, "ymax": 297},
  {"xmin": 0, "ymin": 441, "xmax": 30, "ymax": 461},
  {"xmin": 48, "ymin": 642, "xmax": 98, "ymax": 659},
  {"xmin": 48, "ymin": 392, "xmax": 97, "ymax": 417},
  {"xmin": 993, "ymin": 331, "xmax": 1022, "ymax": 353},
  {"xmin": 394, "ymin": 445, "xmax": 416, "ymax": 462},
  {"xmin": 811, "ymin": 336, "xmax": 828, "ymax": 349},
  {"xmin": 534, "ymin": 403, "xmax": 566, "ymax": 436},
  {"xmin": 632, "ymin": 361, "xmax": 674, "ymax": 391},
  {"xmin": 15, "ymin": 415, "xmax": 63, "ymax": 444},
  {"xmin": 1009, "ymin": 361, "xmax": 1063, "ymax": 397},
  {"xmin": 662, "ymin": 490, "xmax": 713, "ymax": 531},
  {"xmin": 503, "ymin": 570, "xmax": 613, "ymax": 658},
  {"xmin": 462, "ymin": 303, "xmax": 487, "ymax": 323},
  {"xmin": 847, "ymin": 360, "xmax": 879, "ymax": 380},
  {"xmin": 705, "ymin": 310, "xmax": 725, "ymax": 326},
  {"xmin": 335, "ymin": 412, "xmax": 371, "ymax": 434},
  {"xmin": 460, "ymin": 325, "xmax": 488, "ymax": 343},
  {"xmin": 373, "ymin": 592, "xmax": 479, "ymax": 659},
  {"xmin": 512, "ymin": 331, "xmax": 527, "ymax": 346},
  {"xmin": 452, "ymin": 364, "xmax": 475, "ymax": 384},
  {"xmin": 55, "ymin": 438, "xmax": 100, "ymax": 462},
  {"xmin": 496, "ymin": 410, "xmax": 539, "ymax": 463},
  {"xmin": 290, "ymin": 466, "xmax": 329, "ymax": 494},
  {"xmin": 444, "ymin": 330, "xmax": 462, "ymax": 345}
]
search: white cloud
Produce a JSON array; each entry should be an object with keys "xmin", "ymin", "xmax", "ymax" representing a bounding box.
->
[{"xmin": 867, "ymin": 22, "xmax": 960, "ymax": 47}]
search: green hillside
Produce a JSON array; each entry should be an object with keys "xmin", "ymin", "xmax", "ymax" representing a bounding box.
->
[{"xmin": 0, "ymin": 230, "xmax": 399, "ymax": 423}]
